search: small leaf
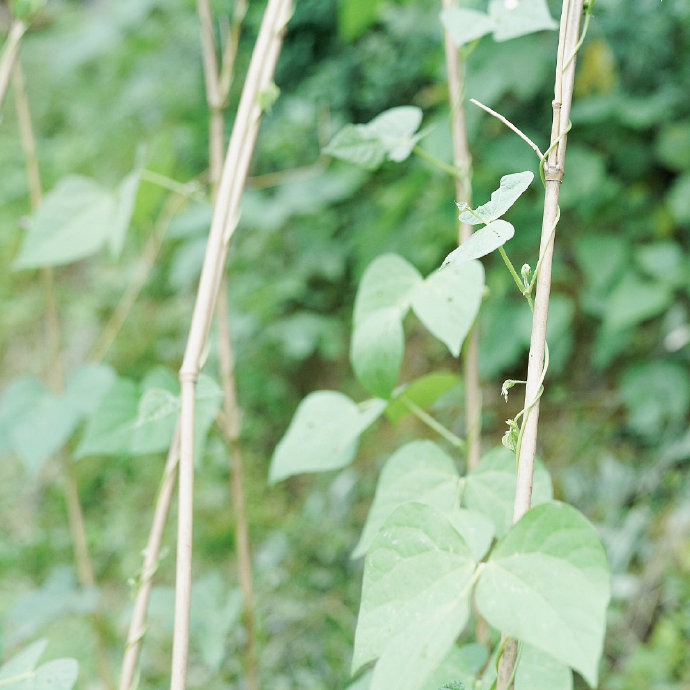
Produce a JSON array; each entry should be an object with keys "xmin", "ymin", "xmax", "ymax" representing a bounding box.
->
[
  {"xmin": 352, "ymin": 440, "xmax": 460, "ymax": 558},
  {"xmin": 475, "ymin": 502, "xmax": 610, "ymax": 687},
  {"xmin": 411, "ymin": 260, "xmax": 484, "ymax": 356},
  {"xmin": 459, "ymin": 171, "xmax": 534, "ymax": 225},
  {"xmin": 462, "ymin": 446, "xmax": 552, "ymax": 538},
  {"xmin": 325, "ymin": 107, "xmax": 424, "ymax": 169},
  {"xmin": 421, "ymin": 644, "xmax": 487, "ymax": 690},
  {"xmin": 602, "ymin": 271, "xmax": 672, "ymax": 332},
  {"xmin": 442, "ymin": 220, "xmax": 515, "ymax": 266},
  {"xmin": 440, "ymin": 8, "xmax": 495, "ymax": 47},
  {"xmin": 0, "ymin": 639, "xmax": 48, "ymax": 680},
  {"xmin": 488, "ymin": 0, "xmax": 557, "ymax": 41},
  {"xmin": 351, "ymin": 308, "xmax": 404, "ymax": 399},
  {"xmin": 385, "ymin": 372, "xmax": 458, "ymax": 424},
  {"xmin": 353, "ymin": 503, "xmax": 476, "ymax": 690},
  {"xmin": 269, "ymin": 392, "xmax": 386, "ymax": 482}
]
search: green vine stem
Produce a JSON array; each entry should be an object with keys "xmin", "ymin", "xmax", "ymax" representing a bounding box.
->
[
  {"xmin": 412, "ymin": 144, "xmax": 463, "ymax": 179},
  {"xmin": 400, "ymin": 396, "xmax": 467, "ymax": 451}
]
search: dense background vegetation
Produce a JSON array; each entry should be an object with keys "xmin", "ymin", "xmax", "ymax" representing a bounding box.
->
[{"xmin": 1, "ymin": 0, "xmax": 689, "ymax": 688}]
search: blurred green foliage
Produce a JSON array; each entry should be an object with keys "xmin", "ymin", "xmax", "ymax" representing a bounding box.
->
[{"xmin": 0, "ymin": 0, "xmax": 689, "ymax": 688}]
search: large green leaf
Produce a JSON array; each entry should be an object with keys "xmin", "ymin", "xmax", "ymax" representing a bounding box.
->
[
  {"xmin": 440, "ymin": 8, "xmax": 495, "ymax": 48},
  {"xmin": 324, "ymin": 107, "xmax": 424, "ymax": 170},
  {"xmin": 411, "ymin": 260, "xmax": 484, "ymax": 356},
  {"xmin": 351, "ymin": 308, "xmax": 405, "ymax": 399},
  {"xmin": 353, "ymin": 503, "xmax": 476, "ymax": 690},
  {"xmin": 488, "ymin": 0, "xmax": 557, "ymax": 41},
  {"xmin": 0, "ymin": 639, "xmax": 78, "ymax": 690},
  {"xmin": 442, "ymin": 220, "xmax": 515, "ymax": 266},
  {"xmin": 461, "ymin": 446, "xmax": 553, "ymax": 538},
  {"xmin": 269, "ymin": 391, "xmax": 386, "ymax": 482},
  {"xmin": 13, "ymin": 171, "xmax": 139, "ymax": 269},
  {"xmin": 602, "ymin": 271, "xmax": 672, "ymax": 332},
  {"xmin": 458, "ymin": 172, "xmax": 534, "ymax": 225},
  {"xmin": 421, "ymin": 643, "xmax": 488, "ymax": 690},
  {"xmin": 475, "ymin": 502, "xmax": 610, "ymax": 687},
  {"xmin": 515, "ymin": 645, "xmax": 573, "ymax": 690},
  {"xmin": 352, "ymin": 440, "xmax": 460, "ymax": 558}
]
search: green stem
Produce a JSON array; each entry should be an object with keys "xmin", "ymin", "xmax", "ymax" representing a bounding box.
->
[
  {"xmin": 412, "ymin": 145, "xmax": 463, "ymax": 179},
  {"xmin": 140, "ymin": 169, "xmax": 203, "ymax": 197},
  {"xmin": 498, "ymin": 247, "xmax": 531, "ymax": 303},
  {"xmin": 400, "ymin": 396, "xmax": 466, "ymax": 451}
]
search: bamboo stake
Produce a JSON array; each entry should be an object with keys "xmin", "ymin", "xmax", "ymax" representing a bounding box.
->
[
  {"xmin": 196, "ymin": 0, "xmax": 258, "ymax": 686},
  {"xmin": 0, "ymin": 19, "xmax": 26, "ymax": 112},
  {"xmin": 496, "ymin": 2, "xmax": 584, "ymax": 688},
  {"xmin": 441, "ymin": 0, "xmax": 482, "ymax": 471},
  {"xmin": 170, "ymin": 2, "xmax": 293, "ymax": 688}
]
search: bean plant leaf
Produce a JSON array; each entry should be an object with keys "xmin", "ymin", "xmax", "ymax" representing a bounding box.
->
[
  {"xmin": 353, "ymin": 503, "xmax": 476, "ymax": 690},
  {"xmin": 353, "ymin": 253, "xmax": 422, "ymax": 324},
  {"xmin": 421, "ymin": 643, "xmax": 487, "ymax": 690},
  {"xmin": 459, "ymin": 172, "xmax": 534, "ymax": 225},
  {"xmin": 0, "ymin": 639, "xmax": 48, "ymax": 680},
  {"xmin": 515, "ymin": 644, "xmax": 573, "ymax": 690},
  {"xmin": 475, "ymin": 502, "xmax": 611, "ymax": 687},
  {"xmin": 75, "ymin": 371, "xmax": 222, "ymax": 460},
  {"xmin": 34, "ymin": 659, "xmax": 79, "ymax": 690},
  {"xmin": 488, "ymin": 0, "xmax": 557, "ymax": 42},
  {"xmin": 0, "ymin": 639, "xmax": 78, "ymax": 690},
  {"xmin": 324, "ymin": 107, "xmax": 424, "ymax": 170},
  {"xmin": 13, "ymin": 171, "xmax": 139, "ymax": 269},
  {"xmin": 269, "ymin": 391, "xmax": 386, "ymax": 482},
  {"xmin": 440, "ymin": 8, "xmax": 495, "ymax": 48},
  {"xmin": 602, "ymin": 271, "xmax": 673, "ymax": 332},
  {"xmin": 351, "ymin": 308, "xmax": 405, "ymax": 399},
  {"xmin": 385, "ymin": 372, "xmax": 458, "ymax": 424},
  {"xmin": 442, "ymin": 220, "xmax": 515, "ymax": 266},
  {"xmin": 352, "ymin": 440, "xmax": 460, "ymax": 558},
  {"xmin": 461, "ymin": 446, "xmax": 553, "ymax": 538},
  {"xmin": 351, "ymin": 254, "xmax": 422, "ymax": 397},
  {"xmin": 411, "ymin": 260, "xmax": 484, "ymax": 356}
]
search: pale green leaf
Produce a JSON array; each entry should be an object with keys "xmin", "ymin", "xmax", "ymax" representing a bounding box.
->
[
  {"xmin": 0, "ymin": 639, "xmax": 48, "ymax": 680},
  {"xmin": 269, "ymin": 392, "xmax": 386, "ymax": 482},
  {"xmin": 62, "ymin": 363, "xmax": 117, "ymax": 417},
  {"xmin": 515, "ymin": 644, "xmax": 573, "ymax": 690},
  {"xmin": 459, "ymin": 172, "xmax": 533, "ymax": 225},
  {"xmin": 14, "ymin": 176, "xmax": 113, "ymax": 269},
  {"xmin": 440, "ymin": 8, "xmax": 495, "ymax": 47},
  {"xmin": 34, "ymin": 659, "xmax": 79, "ymax": 690},
  {"xmin": 461, "ymin": 446, "xmax": 553, "ymax": 538},
  {"xmin": 353, "ymin": 253, "xmax": 422, "ymax": 324},
  {"xmin": 0, "ymin": 376, "xmax": 46, "ymax": 457},
  {"xmin": 325, "ymin": 107, "xmax": 424, "ymax": 169},
  {"xmin": 420, "ymin": 643, "xmax": 487, "ymax": 690},
  {"xmin": 411, "ymin": 260, "xmax": 484, "ymax": 356},
  {"xmin": 353, "ymin": 503, "xmax": 475, "ymax": 690},
  {"xmin": 447, "ymin": 508, "xmax": 495, "ymax": 561},
  {"xmin": 442, "ymin": 220, "xmax": 515, "ymax": 266},
  {"xmin": 352, "ymin": 440, "xmax": 460, "ymax": 558},
  {"xmin": 476, "ymin": 502, "xmax": 611, "ymax": 687},
  {"xmin": 385, "ymin": 372, "xmax": 458, "ymax": 424},
  {"xmin": 351, "ymin": 308, "xmax": 404, "ymax": 399},
  {"xmin": 488, "ymin": 0, "xmax": 557, "ymax": 41}
]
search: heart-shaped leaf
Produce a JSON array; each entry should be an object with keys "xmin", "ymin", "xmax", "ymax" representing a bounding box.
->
[
  {"xmin": 475, "ymin": 502, "xmax": 610, "ymax": 687},
  {"xmin": 353, "ymin": 503, "xmax": 476, "ymax": 690},
  {"xmin": 411, "ymin": 260, "xmax": 484, "ymax": 356},
  {"xmin": 442, "ymin": 220, "xmax": 514, "ymax": 266},
  {"xmin": 459, "ymin": 172, "xmax": 534, "ymax": 225},
  {"xmin": 385, "ymin": 372, "xmax": 458, "ymax": 424},
  {"xmin": 461, "ymin": 446, "xmax": 553, "ymax": 538},
  {"xmin": 440, "ymin": 8, "xmax": 495, "ymax": 47},
  {"xmin": 488, "ymin": 0, "xmax": 557, "ymax": 42},
  {"xmin": 269, "ymin": 392, "xmax": 386, "ymax": 482},
  {"xmin": 352, "ymin": 440, "xmax": 460, "ymax": 558}
]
